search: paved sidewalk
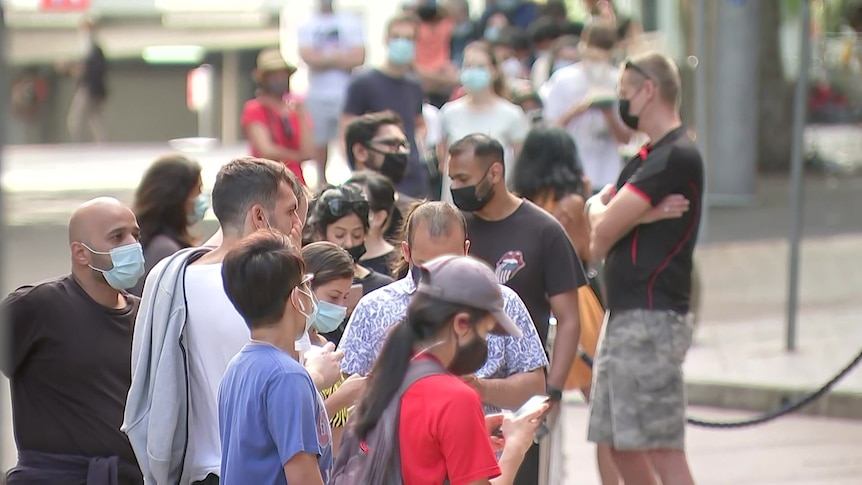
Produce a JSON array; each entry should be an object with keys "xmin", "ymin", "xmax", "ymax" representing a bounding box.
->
[{"xmin": 558, "ymin": 402, "xmax": 862, "ymax": 484}]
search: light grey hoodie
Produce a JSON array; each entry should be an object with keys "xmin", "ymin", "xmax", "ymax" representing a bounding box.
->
[{"xmin": 122, "ymin": 247, "xmax": 212, "ymax": 485}]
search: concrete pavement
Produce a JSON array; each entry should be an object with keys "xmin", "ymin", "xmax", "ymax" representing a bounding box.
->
[
  {"xmin": 2, "ymin": 143, "xmax": 862, "ymax": 481},
  {"xmin": 559, "ymin": 401, "xmax": 862, "ymax": 484}
]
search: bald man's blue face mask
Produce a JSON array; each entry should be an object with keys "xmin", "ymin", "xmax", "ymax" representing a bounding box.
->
[{"xmin": 82, "ymin": 242, "xmax": 145, "ymax": 290}]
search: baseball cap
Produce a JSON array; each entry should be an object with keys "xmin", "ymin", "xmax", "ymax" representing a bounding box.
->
[
  {"xmin": 256, "ymin": 48, "xmax": 297, "ymax": 74},
  {"xmin": 415, "ymin": 255, "xmax": 522, "ymax": 337}
]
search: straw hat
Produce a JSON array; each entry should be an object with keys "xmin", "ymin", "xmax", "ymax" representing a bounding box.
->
[{"xmin": 255, "ymin": 48, "xmax": 297, "ymax": 74}]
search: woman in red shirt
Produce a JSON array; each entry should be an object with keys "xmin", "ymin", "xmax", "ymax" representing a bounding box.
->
[
  {"xmin": 347, "ymin": 255, "xmax": 547, "ymax": 485},
  {"xmin": 242, "ymin": 48, "xmax": 315, "ymax": 185}
]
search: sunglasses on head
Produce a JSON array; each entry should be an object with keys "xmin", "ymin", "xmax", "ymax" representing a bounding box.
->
[
  {"xmin": 324, "ymin": 197, "xmax": 370, "ymax": 219},
  {"xmin": 625, "ymin": 60, "xmax": 653, "ymax": 81}
]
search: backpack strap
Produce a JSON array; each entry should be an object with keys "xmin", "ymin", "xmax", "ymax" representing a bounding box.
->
[{"xmin": 362, "ymin": 357, "xmax": 446, "ymax": 484}]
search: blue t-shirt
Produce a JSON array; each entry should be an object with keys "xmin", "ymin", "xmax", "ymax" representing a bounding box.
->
[{"xmin": 219, "ymin": 344, "xmax": 333, "ymax": 484}]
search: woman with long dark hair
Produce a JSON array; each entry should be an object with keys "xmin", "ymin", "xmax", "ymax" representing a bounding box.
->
[
  {"xmin": 307, "ymin": 184, "xmax": 393, "ymax": 343},
  {"xmin": 512, "ymin": 126, "xmax": 591, "ymax": 260},
  {"xmin": 131, "ymin": 154, "xmax": 206, "ymax": 296},
  {"xmin": 340, "ymin": 255, "xmax": 546, "ymax": 485}
]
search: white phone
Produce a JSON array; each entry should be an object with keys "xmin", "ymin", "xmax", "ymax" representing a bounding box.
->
[{"xmin": 514, "ymin": 395, "xmax": 550, "ymax": 420}]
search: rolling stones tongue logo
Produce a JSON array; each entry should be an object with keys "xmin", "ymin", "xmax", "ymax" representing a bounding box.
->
[{"xmin": 494, "ymin": 251, "xmax": 526, "ymax": 284}]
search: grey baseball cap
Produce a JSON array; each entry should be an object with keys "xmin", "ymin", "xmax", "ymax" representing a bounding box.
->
[{"xmin": 415, "ymin": 255, "xmax": 522, "ymax": 337}]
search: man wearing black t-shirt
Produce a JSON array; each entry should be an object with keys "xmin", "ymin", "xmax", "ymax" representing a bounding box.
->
[
  {"xmin": 2, "ymin": 197, "xmax": 145, "ymax": 484},
  {"xmin": 586, "ymin": 52, "xmax": 703, "ymax": 485},
  {"xmin": 447, "ymin": 134, "xmax": 586, "ymax": 485}
]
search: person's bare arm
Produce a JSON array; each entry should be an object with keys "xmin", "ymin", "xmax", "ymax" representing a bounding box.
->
[
  {"xmin": 436, "ymin": 135, "xmax": 449, "ymax": 174},
  {"xmin": 333, "ymin": 46, "xmax": 366, "ymax": 71},
  {"xmin": 293, "ymin": 103, "xmax": 316, "ymax": 161},
  {"xmin": 554, "ymin": 99, "xmax": 590, "ymax": 127},
  {"xmin": 600, "ymin": 107, "xmax": 633, "ymax": 143},
  {"xmin": 246, "ymin": 122, "xmax": 306, "ymax": 161},
  {"xmin": 415, "ymin": 114, "xmax": 428, "ymax": 155},
  {"xmin": 299, "ymin": 47, "xmax": 336, "ymax": 71},
  {"xmin": 554, "ymin": 195, "xmax": 591, "ymax": 262},
  {"xmin": 546, "ymin": 289, "xmax": 581, "ymax": 391},
  {"xmin": 465, "ymin": 369, "xmax": 545, "ymax": 411},
  {"xmin": 283, "ymin": 452, "xmax": 325, "ymax": 485}
]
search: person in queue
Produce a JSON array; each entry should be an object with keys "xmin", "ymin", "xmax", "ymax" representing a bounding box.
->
[
  {"xmin": 297, "ymin": 0, "xmax": 366, "ymax": 186},
  {"xmin": 341, "ymin": 14, "xmax": 429, "ymax": 199},
  {"xmin": 344, "ymin": 110, "xmax": 417, "ymax": 241},
  {"xmin": 438, "ymin": 40, "xmax": 529, "ymax": 202},
  {"xmin": 218, "ymin": 231, "xmax": 333, "ymax": 485},
  {"xmin": 242, "ymin": 48, "xmax": 314, "ymax": 185},
  {"xmin": 300, "ymin": 241, "xmax": 369, "ymax": 455},
  {"xmin": 124, "ymin": 157, "xmax": 343, "ymax": 485},
  {"xmin": 585, "ymin": 52, "xmax": 701, "ymax": 485},
  {"xmin": 512, "ymin": 126, "xmax": 628, "ymax": 484},
  {"xmin": 130, "ymin": 154, "xmax": 207, "ymax": 296},
  {"xmin": 447, "ymin": 133, "xmax": 587, "ymax": 484},
  {"xmin": 344, "ymin": 170, "xmax": 398, "ymax": 275},
  {"xmin": 2, "ymin": 197, "xmax": 144, "ymax": 484},
  {"xmin": 544, "ymin": 22, "xmax": 632, "ymax": 194},
  {"xmin": 339, "ymin": 201, "xmax": 547, "ymax": 415},
  {"xmin": 346, "ymin": 255, "xmax": 549, "ymax": 484},
  {"xmin": 306, "ymin": 184, "xmax": 394, "ymax": 321}
]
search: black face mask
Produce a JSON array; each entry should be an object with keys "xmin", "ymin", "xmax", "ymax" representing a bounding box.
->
[
  {"xmin": 345, "ymin": 243, "xmax": 367, "ymax": 263},
  {"xmin": 618, "ymin": 98, "xmax": 640, "ymax": 130},
  {"xmin": 450, "ymin": 170, "xmax": 494, "ymax": 212},
  {"xmin": 369, "ymin": 148, "xmax": 409, "ymax": 184},
  {"xmin": 264, "ymin": 78, "xmax": 290, "ymax": 96},
  {"xmin": 448, "ymin": 333, "xmax": 489, "ymax": 376}
]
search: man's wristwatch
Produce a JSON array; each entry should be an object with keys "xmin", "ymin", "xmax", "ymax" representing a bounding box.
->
[{"xmin": 546, "ymin": 384, "xmax": 563, "ymax": 402}]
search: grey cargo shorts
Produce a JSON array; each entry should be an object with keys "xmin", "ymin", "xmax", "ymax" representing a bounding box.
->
[{"xmin": 587, "ymin": 309, "xmax": 694, "ymax": 450}]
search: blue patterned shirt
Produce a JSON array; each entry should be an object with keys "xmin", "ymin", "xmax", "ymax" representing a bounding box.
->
[{"xmin": 338, "ymin": 272, "xmax": 549, "ymax": 413}]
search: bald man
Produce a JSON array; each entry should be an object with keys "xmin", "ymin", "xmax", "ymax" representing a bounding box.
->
[{"xmin": 2, "ymin": 197, "xmax": 145, "ymax": 485}]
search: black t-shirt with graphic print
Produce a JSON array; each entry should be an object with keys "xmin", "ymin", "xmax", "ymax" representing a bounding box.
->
[
  {"xmin": 1, "ymin": 274, "xmax": 143, "ymax": 484},
  {"xmin": 464, "ymin": 200, "xmax": 587, "ymax": 344},
  {"xmin": 604, "ymin": 126, "xmax": 704, "ymax": 313}
]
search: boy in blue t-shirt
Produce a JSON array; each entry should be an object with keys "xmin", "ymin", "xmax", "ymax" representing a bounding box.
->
[{"xmin": 218, "ymin": 231, "xmax": 331, "ymax": 484}]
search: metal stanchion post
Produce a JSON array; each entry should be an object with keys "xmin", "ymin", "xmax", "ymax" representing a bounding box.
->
[
  {"xmin": 0, "ymin": 3, "xmax": 9, "ymax": 479},
  {"xmin": 786, "ymin": 0, "xmax": 812, "ymax": 352}
]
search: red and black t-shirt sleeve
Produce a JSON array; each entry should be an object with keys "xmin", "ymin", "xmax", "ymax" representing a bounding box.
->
[{"xmin": 625, "ymin": 145, "xmax": 687, "ymax": 206}]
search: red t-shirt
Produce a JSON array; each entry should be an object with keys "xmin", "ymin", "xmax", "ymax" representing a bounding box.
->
[
  {"xmin": 398, "ymin": 357, "xmax": 501, "ymax": 485},
  {"xmin": 240, "ymin": 98, "xmax": 305, "ymax": 184}
]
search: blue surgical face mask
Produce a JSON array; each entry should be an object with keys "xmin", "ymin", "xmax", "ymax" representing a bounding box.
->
[
  {"xmin": 388, "ymin": 38, "xmax": 416, "ymax": 65},
  {"xmin": 188, "ymin": 193, "xmax": 209, "ymax": 224},
  {"xmin": 313, "ymin": 300, "xmax": 347, "ymax": 334},
  {"xmin": 294, "ymin": 284, "xmax": 320, "ymax": 335},
  {"xmin": 84, "ymin": 242, "xmax": 145, "ymax": 290},
  {"xmin": 460, "ymin": 67, "xmax": 492, "ymax": 92},
  {"xmin": 484, "ymin": 26, "xmax": 501, "ymax": 42}
]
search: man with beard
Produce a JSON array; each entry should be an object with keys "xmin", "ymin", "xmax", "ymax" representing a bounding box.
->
[{"xmin": 345, "ymin": 110, "xmax": 418, "ymax": 242}]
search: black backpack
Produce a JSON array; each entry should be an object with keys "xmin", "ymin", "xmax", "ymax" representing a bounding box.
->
[{"xmin": 330, "ymin": 358, "xmax": 446, "ymax": 485}]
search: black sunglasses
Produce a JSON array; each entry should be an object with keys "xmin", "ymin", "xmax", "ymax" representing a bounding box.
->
[
  {"xmin": 324, "ymin": 198, "xmax": 370, "ymax": 219},
  {"xmin": 625, "ymin": 60, "xmax": 653, "ymax": 81}
]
